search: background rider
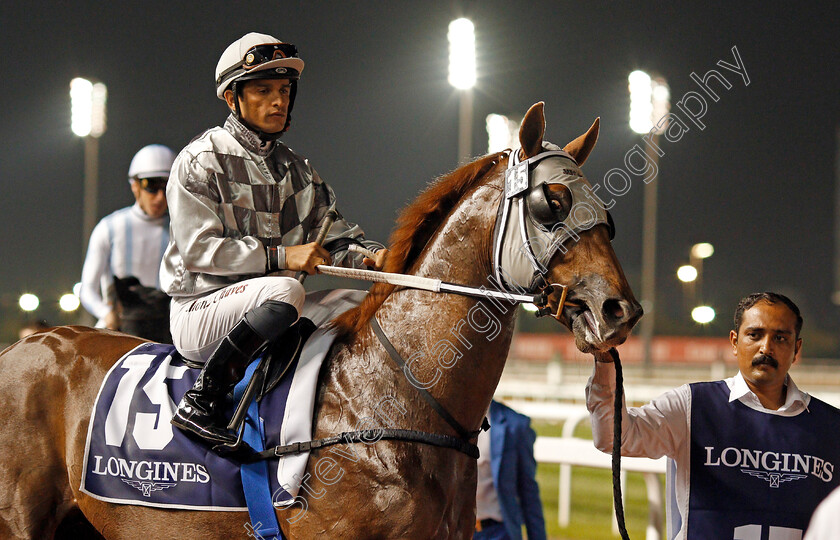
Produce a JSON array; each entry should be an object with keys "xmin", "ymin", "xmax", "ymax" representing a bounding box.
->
[{"xmin": 80, "ymin": 144, "xmax": 175, "ymax": 343}]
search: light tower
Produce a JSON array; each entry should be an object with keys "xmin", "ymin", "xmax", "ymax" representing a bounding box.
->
[
  {"xmin": 628, "ymin": 70, "xmax": 669, "ymax": 370},
  {"xmin": 70, "ymin": 77, "xmax": 107, "ymax": 253},
  {"xmin": 448, "ymin": 18, "xmax": 476, "ymax": 165}
]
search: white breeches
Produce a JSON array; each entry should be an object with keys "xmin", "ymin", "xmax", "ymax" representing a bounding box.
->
[{"xmin": 170, "ymin": 276, "xmax": 305, "ymax": 363}]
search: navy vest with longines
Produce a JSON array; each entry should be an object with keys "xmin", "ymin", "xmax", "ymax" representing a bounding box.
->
[{"xmin": 687, "ymin": 381, "xmax": 840, "ymax": 538}]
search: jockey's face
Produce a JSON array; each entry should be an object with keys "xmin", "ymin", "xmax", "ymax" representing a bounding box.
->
[
  {"xmin": 226, "ymin": 79, "xmax": 291, "ymax": 134},
  {"xmin": 130, "ymin": 179, "xmax": 168, "ymax": 219}
]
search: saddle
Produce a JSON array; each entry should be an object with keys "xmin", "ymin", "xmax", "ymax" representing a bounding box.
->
[
  {"xmin": 259, "ymin": 318, "xmax": 317, "ymax": 400},
  {"xmin": 184, "ymin": 291, "xmax": 359, "ymax": 453},
  {"xmin": 177, "ymin": 316, "xmax": 319, "ymax": 458}
]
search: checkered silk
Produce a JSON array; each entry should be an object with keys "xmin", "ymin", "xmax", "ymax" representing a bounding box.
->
[{"xmin": 160, "ymin": 115, "xmax": 384, "ymax": 298}]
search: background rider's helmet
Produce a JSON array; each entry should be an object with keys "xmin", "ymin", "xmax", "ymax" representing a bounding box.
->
[
  {"xmin": 215, "ymin": 32, "xmax": 305, "ymax": 134},
  {"xmin": 127, "ymin": 144, "xmax": 176, "ymax": 188}
]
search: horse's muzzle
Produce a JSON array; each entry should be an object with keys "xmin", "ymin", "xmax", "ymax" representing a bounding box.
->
[
  {"xmin": 598, "ymin": 298, "xmax": 643, "ymax": 345},
  {"xmin": 562, "ymin": 276, "xmax": 643, "ymax": 351}
]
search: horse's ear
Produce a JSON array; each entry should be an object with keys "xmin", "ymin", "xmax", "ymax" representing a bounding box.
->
[
  {"xmin": 563, "ymin": 117, "xmax": 600, "ymax": 166},
  {"xmin": 519, "ymin": 102, "xmax": 546, "ymax": 159}
]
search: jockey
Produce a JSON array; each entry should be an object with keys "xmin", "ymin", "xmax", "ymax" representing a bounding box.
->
[
  {"xmin": 80, "ymin": 144, "xmax": 175, "ymax": 343},
  {"xmin": 162, "ymin": 32, "xmax": 387, "ymax": 447}
]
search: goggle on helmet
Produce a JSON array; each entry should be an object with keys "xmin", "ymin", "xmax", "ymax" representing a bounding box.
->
[{"xmin": 215, "ymin": 41, "xmax": 304, "ymax": 98}]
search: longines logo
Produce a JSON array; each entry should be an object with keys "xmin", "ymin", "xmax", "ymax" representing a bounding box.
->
[
  {"xmin": 704, "ymin": 446, "xmax": 834, "ymax": 488},
  {"xmin": 740, "ymin": 470, "xmax": 808, "ymax": 488},
  {"xmin": 91, "ymin": 455, "xmax": 210, "ymax": 496},
  {"xmin": 120, "ymin": 478, "xmax": 177, "ymax": 497}
]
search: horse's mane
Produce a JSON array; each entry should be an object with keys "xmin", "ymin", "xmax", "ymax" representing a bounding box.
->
[{"xmin": 331, "ymin": 151, "xmax": 507, "ymax": 338}]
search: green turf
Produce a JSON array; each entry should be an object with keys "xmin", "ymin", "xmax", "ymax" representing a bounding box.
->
[{"xmin": 530, "ymin": 419, "xmax": 666, "ymax": 540}]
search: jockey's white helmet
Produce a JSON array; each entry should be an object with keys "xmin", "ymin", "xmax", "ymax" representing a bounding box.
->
[
  {"xmin": 127, "ymin": 144, "xmax": 176, "ymax": 180},
  {"xmin": 215, "ymin": 32, "xmax": 305, "ymax": 99}
]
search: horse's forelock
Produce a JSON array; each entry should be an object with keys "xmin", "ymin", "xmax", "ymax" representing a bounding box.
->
[{"xmin": 331, "ymin": 152, "xmax": 507, "ymax": 337}]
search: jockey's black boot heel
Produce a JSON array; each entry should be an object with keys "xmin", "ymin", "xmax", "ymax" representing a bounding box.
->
[{"xmin": 171, "ymin": 300, "xmax": 299, "ymax": 447}]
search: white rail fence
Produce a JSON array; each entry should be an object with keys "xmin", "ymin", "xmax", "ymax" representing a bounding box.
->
[
  {"xmin": 505, "ymin": 400, "xmax": 666, "ymax": 540},
  {"xmin": 497, "ymin": 360, "xmax": 840, "ymax": 408},
  {"xmin": 534, "ymin": 436, "xmax": 666, "ymax": 540}
]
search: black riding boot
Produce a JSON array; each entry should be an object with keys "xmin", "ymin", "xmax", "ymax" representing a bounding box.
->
[{"xmin": 171, "ymin": 300, "xmax": 298, "ymax": 446}]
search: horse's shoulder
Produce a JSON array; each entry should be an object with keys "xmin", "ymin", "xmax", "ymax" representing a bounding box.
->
[{"xmin": 310, "ymin": 336, "xmax": 370, "ymax": 418}]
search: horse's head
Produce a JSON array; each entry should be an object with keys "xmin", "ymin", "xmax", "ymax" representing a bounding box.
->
[
  {"xmin": 333, "ymin": 102, "xmax": 641, "ymax": 353},
  {"xmin": 494, "ymin": 102, "xmax": 642, "ymax": 352}
]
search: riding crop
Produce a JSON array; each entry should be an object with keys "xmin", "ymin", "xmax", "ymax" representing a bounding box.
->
[
  {"xmin": 298, "ymin": 210, "xmax": 338, "ymax": 284},
  {"xmin": 314, "ymin": 244, "xmax": 547, "ymax": 306}
]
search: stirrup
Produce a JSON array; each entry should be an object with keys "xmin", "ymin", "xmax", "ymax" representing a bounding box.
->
[
  {"xmin": 212, "ymin": 420, "xmax": 256, "ymax": 458},
  {"xmin": 172, "ymin": 408, "xmax": 238, "ymax": 446},
  {"xmin": 226, "ymin": 355, "xmax": 272, "ymax": 435},
  {"xmin": 215, "ymin": 355, "xmax": 269, "ymax": 457}
]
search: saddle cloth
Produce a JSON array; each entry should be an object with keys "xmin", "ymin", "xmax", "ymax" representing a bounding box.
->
[{"xmin": 79, "ymin": 289, "xmax": 365, "ymax": 511}]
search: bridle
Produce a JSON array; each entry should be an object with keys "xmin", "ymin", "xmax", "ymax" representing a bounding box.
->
[{"xmin": 491, "ymin": 145, "xmax": 614, "ymax": 320}]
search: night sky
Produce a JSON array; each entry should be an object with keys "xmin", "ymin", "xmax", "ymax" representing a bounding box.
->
[{"xmin": 2, "ymin": 2, "xmax": 839, "ymax": 353}]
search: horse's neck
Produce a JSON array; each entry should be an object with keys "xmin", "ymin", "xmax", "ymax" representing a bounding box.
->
[
  {"xmin": 411, "ymin": 184, "xmax": 499, "ymax": 286},
  {"xmin": 376, "ymin": 183, "xmax": 517, "ymax": 434}
]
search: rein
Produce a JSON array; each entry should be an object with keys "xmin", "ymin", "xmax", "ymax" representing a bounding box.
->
[
  {"xmin": 248, "ymin": 429, "xmax": 480, "ymax": 462},
  {"xmin": 609, "ymin": 348, "xmax": 630, "ymax": 540},
  {"xmin": 247, "ymin": 316, "xmax": 487, "ymax": 462},
  {"xmin": 369, "ymin": 316, "xmax": 490, "ymax": 447},
  {"xmin": 314, "ymin": 264, "xmax": 565, "ymax": 318}
]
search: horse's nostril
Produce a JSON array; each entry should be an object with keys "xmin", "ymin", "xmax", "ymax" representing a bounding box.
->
[{"xmin": 603, "ymin": 299, "xmax": 625, "ymax": 321}]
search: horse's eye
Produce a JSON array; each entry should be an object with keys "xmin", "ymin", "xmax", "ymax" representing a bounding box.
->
[
  {"xmin": 547, "ymin": 184, "xmax": 573, "ymax": 215},
  {"xmin": 528, "ymin": 183, "xmax": 572, "ymax": 226}
]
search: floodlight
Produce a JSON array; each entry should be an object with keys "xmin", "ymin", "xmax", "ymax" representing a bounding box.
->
[
  {"xmin": 448, "ymin": 18, "xmax": 476, "ymax": 90},
  {"xmin": 59, "ymin": 293, "xmax": 81, "ymax": 312},
  {"xmin": 677, "ymin": 265, "xmax": 698, "ymax": 283},
  {"xmin": 70, "ymin": 78, "xmax": 107, "ymax": 138},
  {"xmin": 691, "ymin": 242, "xmax": 714, "ymax": 259},
  {"xmin": 19, "ymin": 293, "xmax": 39, "ymax": 312},
  {"xmin": 629, "ymin": 71, "xmax": 669, "ymax": 134},
  {"xmin": 691, "ymin": 305, "xmax": 715, "ymax": 324}
]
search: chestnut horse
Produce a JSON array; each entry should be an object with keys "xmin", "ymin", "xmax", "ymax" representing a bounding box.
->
[{"xmin": 0, "ymin": 102, "xmax": 640, "ymax": 539}]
